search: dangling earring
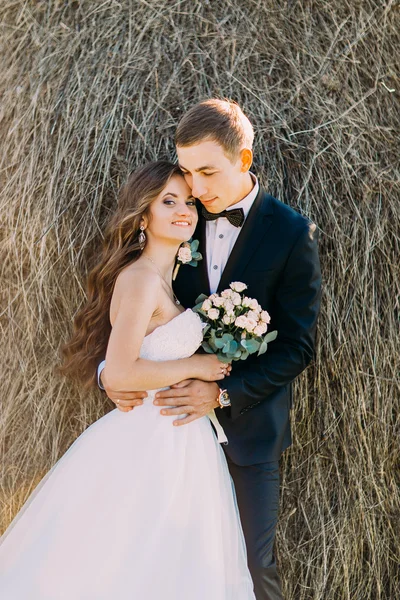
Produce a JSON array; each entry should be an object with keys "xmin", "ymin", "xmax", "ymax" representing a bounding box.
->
[{"xmin": 139, "ymin": 224, "xmax": 146, "ymax": 250}]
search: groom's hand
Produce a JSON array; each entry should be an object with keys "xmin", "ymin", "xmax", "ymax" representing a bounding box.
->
[
  {"xmin": 100, "ymin": 370, "xmax": 147, "ymax": 413},
  {"xmin": 154, "ymin": 380, "xmax": 220, "ymax": 426}
]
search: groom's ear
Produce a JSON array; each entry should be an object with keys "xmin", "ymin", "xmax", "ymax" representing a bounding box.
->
[{"xmin": 239, "ymin": 148, "xmax": 253, "ymax": 172}]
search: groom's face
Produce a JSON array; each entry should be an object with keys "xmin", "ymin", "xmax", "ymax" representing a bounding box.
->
[{"xmin": 176, "ymin": 140, "xmax": 249, "ymax": 214}]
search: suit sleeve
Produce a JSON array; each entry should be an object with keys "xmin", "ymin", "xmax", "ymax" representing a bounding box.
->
[{"xmin": 222, "ymin": 221, "xmax": 322, "ymax": 420}]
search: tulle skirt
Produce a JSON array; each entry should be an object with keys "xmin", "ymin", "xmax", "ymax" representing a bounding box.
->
[{"xmin": 0, "ymin": 390, "xmax": 255, "ymax": 599}]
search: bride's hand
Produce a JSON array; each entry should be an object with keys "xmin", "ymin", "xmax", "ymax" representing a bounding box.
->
[{"xmin": 191, "ymin": 354, "xmax": 232, "ymax": 382}]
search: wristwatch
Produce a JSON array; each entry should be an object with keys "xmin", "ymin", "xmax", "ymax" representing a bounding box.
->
[{"xmin": 216, "ymin": 387, "xmax": 231, "ymax": 408}]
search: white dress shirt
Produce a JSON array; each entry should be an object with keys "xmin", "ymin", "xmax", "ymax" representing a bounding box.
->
[{"xmin": 206, "ymin": 173, "xmax": 259, "ymax": 294}]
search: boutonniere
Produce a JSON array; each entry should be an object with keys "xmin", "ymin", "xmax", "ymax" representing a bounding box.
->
[{"xmin": 172, "ymin": 238, "xmax": 203, "ymax": 280}]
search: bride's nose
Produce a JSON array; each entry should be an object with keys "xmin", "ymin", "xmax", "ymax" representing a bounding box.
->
[{"xmin": 175, "ymin": 202, "xmax": 191, "ymax": 216}]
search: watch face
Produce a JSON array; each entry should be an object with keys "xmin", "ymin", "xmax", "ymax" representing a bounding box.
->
[{"xmin": 220, "ymin": 391, "xmax": 231, "ymax": 406}]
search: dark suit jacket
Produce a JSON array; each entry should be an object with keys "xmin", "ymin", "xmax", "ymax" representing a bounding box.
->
[{"xmin": 173, "ymin": 188, "xmax": 322, "ymax": 466}]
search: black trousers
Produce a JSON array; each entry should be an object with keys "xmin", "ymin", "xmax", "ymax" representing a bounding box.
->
[{"xmin": 227, "ymin": 457, "xmax": 283, "ymax": 600}]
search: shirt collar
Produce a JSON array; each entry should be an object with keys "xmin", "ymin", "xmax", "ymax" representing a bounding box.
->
[{"xmin": 227, "ymin": 172, "xmax": 259, "ymax": 220}]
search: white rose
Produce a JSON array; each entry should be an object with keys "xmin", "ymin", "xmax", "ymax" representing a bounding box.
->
[
  {"xmin": 225, "ymin": 309, "xmax": 235, "ymax": 317},
  {"xmin": 254, "ymin": 322, "xmax": 268, "ymax": 336},
  {"xmin": 202, "ymin": 299, "xmax": 212, "ymax": 311},
  {"xmin": 222, "ymin": 314, "xmax": 233, "ymax": 325},
  {"xmin": 235, "ymin": 315, "xmax": 248, "ymax": 329},
  {"xmin": 231, "ymin": 292, "xmax": 242, "ymax": 306},
  {"xmin": 230, "ymin": 281, "xmax": 247, "ymax": 293},
  {"xmin": 208, "ymin": 308, "xmax": 220, "ymax": 320},
  {"xmin": 249, "ymin": 298, "xmax": 260, "ymax": 311},
  {"xmin": 178, "ymin": 247, "xmax": 192, "ymax": 263},
  {"xmin": 246, "ymin": 310, "xmax": 259, "ymax": 321},
  {"xmin": 261, "ymin": 310, "xmax": 271, "ymax": 324},
  {"xmin": 223, "ymin": 299, "xmax": 234, "ymax": 312},
  {"xmin": 221, "ymin": 289, "xmax": 232, "ymax": 299},
  {"xmin": 213, "ymin": 296, "xmax": 225, "ymax": 307},
  {"xmin": 242, "ymin": 296, "xmax": 251, "ymax": 308},
  {"xmin": 245, "ymin": 318, "xmax": 257, "ymax": 332}
]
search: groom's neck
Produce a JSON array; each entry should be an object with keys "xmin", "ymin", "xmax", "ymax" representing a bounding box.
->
[{"xmin": 226, "ymin": 172, "xmax": 255, "ymax": 209}]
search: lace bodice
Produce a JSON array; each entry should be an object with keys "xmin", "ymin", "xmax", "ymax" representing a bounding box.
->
[{"xmin": 139, "ymin": 309, "xmax": 204, "ymax": 361}]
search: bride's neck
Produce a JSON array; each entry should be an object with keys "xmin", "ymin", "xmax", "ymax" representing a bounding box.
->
[{"xmin": 140, "ymin": 242, "xmax": 179, "ymax": 283}]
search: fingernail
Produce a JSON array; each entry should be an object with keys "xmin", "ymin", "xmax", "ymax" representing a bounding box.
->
[
  {"xmin": 161, "ymin": 410, "xmax": 166, "ymax": 415},
  {"xmin": 155, "ymin": 393, "xmax": 159, "ymax": 398},
  {"xmin": 154, "ymin": 400, "xmax": 159, "ymax": 405}
]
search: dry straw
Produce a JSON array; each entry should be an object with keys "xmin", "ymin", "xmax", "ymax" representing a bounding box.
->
[{"xmin": 1, "ymin": 1, "xmax": 399, "ymax": 598}]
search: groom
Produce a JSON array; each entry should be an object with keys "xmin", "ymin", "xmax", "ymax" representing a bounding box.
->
[{"xmin": 100, "ymin": 99, "xmax": 321, "ymax": 599}]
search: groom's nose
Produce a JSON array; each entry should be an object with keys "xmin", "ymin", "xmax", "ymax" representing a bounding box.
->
[{"xmin": 191, "ymin": 176, "xmax": 207, "ymax": 199}]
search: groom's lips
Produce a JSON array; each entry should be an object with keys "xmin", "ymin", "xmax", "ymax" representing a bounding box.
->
[{"xmin": 201, "ymin": 197, "xmax": 217, "ymax": 205}]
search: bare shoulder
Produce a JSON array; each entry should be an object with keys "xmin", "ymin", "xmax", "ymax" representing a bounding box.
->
[
  {"xmin": 110, "ymin": 263, "xmax": 162, "ymax": 323},
  {"xmin": 115, "ymin": 262, "xmax": 161, "ymax": 295}
]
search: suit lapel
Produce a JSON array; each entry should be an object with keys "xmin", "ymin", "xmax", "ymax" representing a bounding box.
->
[
  {"xmin": 196, "ymin": 212, "xmax": 211, "ymax": 296},
  {"xmin": 217, "ymin": 189, "xmax": 274, "ymax": 292}
]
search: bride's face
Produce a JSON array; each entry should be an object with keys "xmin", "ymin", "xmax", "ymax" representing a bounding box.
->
[{"xmin": 144, "ymin": 175, "xmax": 198, "ymax": 245}]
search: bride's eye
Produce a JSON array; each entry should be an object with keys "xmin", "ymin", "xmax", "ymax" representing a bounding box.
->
[
  {"xmin": 186, "ymin": 199, "xmax": 196, "ymax": 206},
  {"xmin": 163, "ymin": 199, "xmax": 175, "ymax": 205}
]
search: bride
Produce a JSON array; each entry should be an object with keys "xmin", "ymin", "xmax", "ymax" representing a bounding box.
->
[{"xmin": 0, "ymin": 161, "xmax": 255, "ymax": 599}]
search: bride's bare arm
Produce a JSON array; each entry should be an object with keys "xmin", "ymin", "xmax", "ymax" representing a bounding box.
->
[{"xmin": 103, "ymin": 269, "xmax": 224, "ymax": 392}]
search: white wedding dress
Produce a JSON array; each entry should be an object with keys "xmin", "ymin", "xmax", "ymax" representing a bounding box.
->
[{"xmin": 0, "ymin": 309, "xmax": 255, "ymax": 599}]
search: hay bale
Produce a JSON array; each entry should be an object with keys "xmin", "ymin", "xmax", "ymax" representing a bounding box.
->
[{"xmin": 1, "ymin": 1, "xmax": 399, "ymax": 598}]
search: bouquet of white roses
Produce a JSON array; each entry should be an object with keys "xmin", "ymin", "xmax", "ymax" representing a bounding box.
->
[{"xmin": 193, "ymin": 282, "xmax": 278, "ymax": 363}]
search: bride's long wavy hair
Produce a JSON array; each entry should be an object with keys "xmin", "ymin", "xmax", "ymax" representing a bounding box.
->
[{"xmin": 59, "ymin": 160, "xmax": 183, "ymax": 389}]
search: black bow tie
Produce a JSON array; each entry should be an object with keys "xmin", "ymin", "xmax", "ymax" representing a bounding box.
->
[{"xmin": 202, "ymin": 206, "xmax": 245, "ymax": 228}]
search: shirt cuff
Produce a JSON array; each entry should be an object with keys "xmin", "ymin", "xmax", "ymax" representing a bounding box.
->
[{"xmin": 97, "ymin": 360, "xmax": 106, "ymax": 390}]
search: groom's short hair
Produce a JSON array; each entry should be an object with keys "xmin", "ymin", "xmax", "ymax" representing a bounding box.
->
[{"xmin": 175, "ymin": 99, "xmax": 254, "ymax": 162}]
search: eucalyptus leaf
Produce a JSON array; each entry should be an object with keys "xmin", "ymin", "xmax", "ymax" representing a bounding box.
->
[
  {"xmin": 221, "ymin": 333, "xmax": 234, "ymax": 343},
  {"xmin": 195, "ymin": 293, "xmax": 208, "ymax": 305},
  {"xmin": 223, "ymin": 339, "xmax": 238, "ymax": 354},
  {"xmin": 263, "ymin": 330, "xmax": 278, "ymax": 343},
  {"xmin": 207, "ymin": 338, "xmax": 218, "ymax": 352},
  {"xmin": 258, "ymin": 340, "xmax": 268, "ymax": 356},
  {"xmin": 216, "ymin": 352, "xmax": 231, "ymax": 363},
  {"xmin": 240, "ymin": 338, "xmax": 260, "ymax": 353},
  {"xmin": 213, "ymin": 337, "xmax": 225, "ymax": 349},
  {"xmin": 201, "ymin": 341, "xmax": 214, "ymax": 353}
]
